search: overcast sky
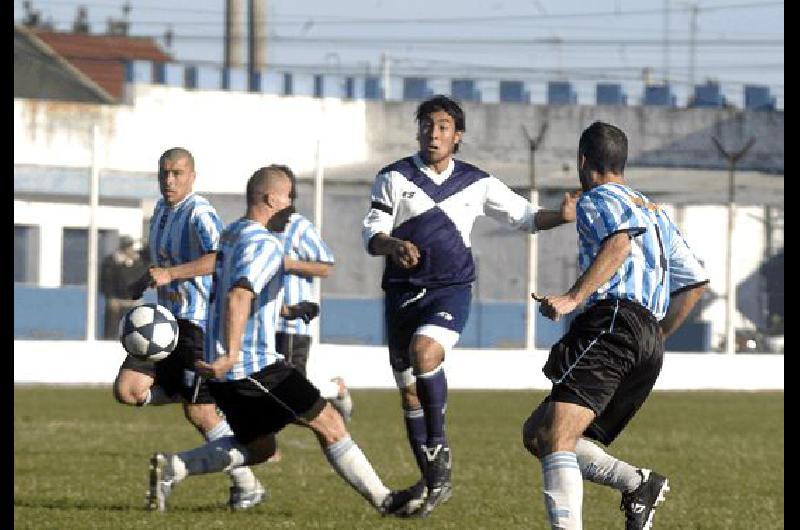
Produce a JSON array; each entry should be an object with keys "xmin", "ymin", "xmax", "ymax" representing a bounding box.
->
[{"xmin": 15, "ymin": 0, "xmax": 783, "ymax": 107}]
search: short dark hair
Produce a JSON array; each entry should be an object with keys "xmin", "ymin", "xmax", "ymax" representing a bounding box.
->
[
  {"xmin": 578, "ymin": 121, "xmax": 628, "ymax": 174},
  {"xmin": 266, "ymin": 164, "xmax": 297, "ymax": 200},
  {"xmin": 246, "ymin": 166, "xmax": 289, "ymax": 206},
  {"xmin": 159, "ymin": 147, "xmax": 195, "ymax": 170}
]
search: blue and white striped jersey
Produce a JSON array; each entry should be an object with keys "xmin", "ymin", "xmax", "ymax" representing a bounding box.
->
[
  {"xmin": 577, "ymin": 182, "xmax": 708, "ymax": 320},
  {"xmin": 362, "ymin": 154, "xmax": 540, "ymax": 289},
  {"xmin": 276, "ymin": 213, "xmax": 335, "ymax": 335},
  {"xmin": 205, "ymin": 218, "xmax": 285, "ymax": 381},
  {"xmin": 149, "ymin": 193, "xmax": 223, "ymax": 328}
]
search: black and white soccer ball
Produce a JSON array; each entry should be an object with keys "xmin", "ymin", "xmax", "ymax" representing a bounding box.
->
[{"xmin": 118, "ymin": 303, "xmax": 179, "ymax": 362}]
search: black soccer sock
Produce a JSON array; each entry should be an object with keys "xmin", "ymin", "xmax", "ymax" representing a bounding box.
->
[
  {"xmin": 404, "ymin": 407, "xmax": 428, "ymax": 476},
  {"xmin": 415, "ymin": 365, "xmax": 448, "ymax": 447}
]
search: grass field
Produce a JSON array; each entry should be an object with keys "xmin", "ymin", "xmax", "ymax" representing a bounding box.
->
[{"xmin": 14, "ymin": 386, "xmax": 783, "ymax": 529}]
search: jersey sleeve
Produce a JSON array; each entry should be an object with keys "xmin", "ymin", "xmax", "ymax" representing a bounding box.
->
[
  {"xmin": 297, "ymin": 222, "xmax": 335, "ymax": 264},
  {"xmin": 667, "ymin": 226, "xmax": 709, "ymax": 294},
  {"xmin": 577, "ymin": 187, "xmax": 646, "ymax": 246},
  {"xmin": 361, "ymin": 171, "xmax": 396, "ymax": 252},
  {"xmin": 192, "ymin": 206, "xmax": 223, "ymax": 253},
  {"xmin": 231, "ymin": 237, "xmax": 283, "ymax": 295},
  {"xmin": 482, "ymin": 176, "xmax": 539, "ymax": 233}
]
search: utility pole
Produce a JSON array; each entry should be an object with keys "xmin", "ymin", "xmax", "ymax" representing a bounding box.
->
[
  {"xmin": 522, "ymin": 121, "xmax": 548, "ymax": 351},
  {"xmin": 711, "ymin": 135, "xmax": 756, "ymax": 355},
  {"xmin": 663, "ymin": 0, "xmax": 670, "ymax": 84},
  {"xmin": 688, "ymin": 3, "xmax": 698, "ymax": 90},
  {"xmin": 381, "ymin": 52, "xmax": 391, "ymax": 100}
]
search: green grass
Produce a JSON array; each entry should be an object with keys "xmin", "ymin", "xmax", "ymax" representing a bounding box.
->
[{"xmin": 14, "ymin": 386, "xmax": 783, "ymax": 529}]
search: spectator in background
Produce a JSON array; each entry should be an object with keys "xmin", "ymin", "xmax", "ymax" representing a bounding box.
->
[{"xmin": 99, "ymin": 235, "xmax": 147, "ymax": 339}]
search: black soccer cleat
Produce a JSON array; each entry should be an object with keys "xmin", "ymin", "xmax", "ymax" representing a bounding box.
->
[
  {"xmin": 417, "ymin": 444, "xmax": 453, "ymax": 518},
  {"xmin": 620, "ymin": 469, "xmax": 670, "ymax": 530},
  {"xmin": 379, "ymin": 479, "xmax": 428, "ymax": 517}
]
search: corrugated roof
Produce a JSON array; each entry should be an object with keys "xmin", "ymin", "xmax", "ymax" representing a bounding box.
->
[{"xmin": 31, "ymin": 30, "xmax": 172, "ymax": 101}]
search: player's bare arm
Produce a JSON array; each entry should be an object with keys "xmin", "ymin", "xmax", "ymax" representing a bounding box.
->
[
  {"xmin": 534, "ymin": 231, "xmax": 631, "ymax": 321},
  {"xmin": 196, "ymin": 285, "xmax": 251, "ymax": 379},
  {"xmin": 532, "ymin": 191, "xmax": 581, "ymax": 230},
  {"xmin": 659, "ymin": 282, "xmax": 709, "ymax": 338},
  {"xmin": 368, "ymin": 232, "xmax": 420, "ymax": 269},
  {"xmin": 283, "ymin": 257, "xmax": 333, "ymax": 279},
  {"xmin": 148, "ymin": 252, "xmax": 217, "ymax": 287}
]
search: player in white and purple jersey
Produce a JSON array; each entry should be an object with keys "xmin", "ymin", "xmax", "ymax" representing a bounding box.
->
[
  {"xmin": 523, "ymin": 122, "xmax": 709, "ymax": 530},
  {"xmin": 147, "ymin": 166, "xmax": 418, "ymax": 517},
  {"xmin": 361, "ymin": 95, "xmax": 579, "ymax": 517},
  {"xmin": 113, "ymin": 148, "xmax": 262, "ymax": 511}
]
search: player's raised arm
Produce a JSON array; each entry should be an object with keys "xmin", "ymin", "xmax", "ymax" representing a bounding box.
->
[{"xmin": 483, "ymin": 176, "xmax": 578, "ymax": 232}]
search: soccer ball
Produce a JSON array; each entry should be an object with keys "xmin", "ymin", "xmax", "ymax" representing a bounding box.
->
[{"xmin": 118, "ymin": 303, "xmax": 179, "ymax": 362}]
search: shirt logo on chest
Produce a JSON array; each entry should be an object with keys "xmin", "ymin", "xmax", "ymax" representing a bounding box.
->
[{"xmin": 402, "ymin": 191, "xmax": 416, "ymax": 199}]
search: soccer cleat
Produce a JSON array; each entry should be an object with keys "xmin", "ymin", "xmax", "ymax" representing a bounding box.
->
[
  {"xmin": 620, "ymin": 469, "xmax": 670, "ymax": 530},
  {"xmin": 417, "ymin": 444, "xmax": 453, "ymax": 518},
  {"xmin": 379, "ymin": 480, "xmax": 428, "ymax": 517},
  {"xmin": 229, "ymin": 479, "xmax": 267, "ymax": 511},
  {"xmin": 329, "ymin": 377, "xmax": 353, "ymax": 423},
  {"xmin": 146, "ymin": 452, "xmax": 175, "ymax": 512}
]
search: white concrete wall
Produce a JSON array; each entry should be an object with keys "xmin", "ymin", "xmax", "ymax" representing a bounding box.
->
[
  {"xmin": 14, "ymin": 200, "xmax": 143, "ymax": 287},
  {"xmin": 14, "ymin": 340, "xmax": 783, "ymax": 390},
  {"xmin": 14, "ymin": 87, "xmax": 370, "ymax": 195}
]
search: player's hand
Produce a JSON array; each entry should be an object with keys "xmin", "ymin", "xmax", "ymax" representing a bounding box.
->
[
  {"xmin": 390, "ymin": 239, "xmax": 421, "ymax": 269},
  {"xmin": 285, "ymin": 301, "xmax": 320, "ymax": 323},
  {"xmin": 560, "ymin": 191, "xmax": 581, "ymax": 223},
  {"xmin": 532, "ymin": 292, "xmax": 580, "ymax": 321},
  {"xmin": 148, "ymin": 266, "xmax": 172, "ymax": 287},
  {"xmin": 195, "ymin": 357, "xmax": 235, "ymax": 380}
]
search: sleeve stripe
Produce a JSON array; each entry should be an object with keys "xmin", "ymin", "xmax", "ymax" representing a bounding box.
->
[{"xmin": 371, "ymin": 201, "xmax": 392, "ymax": 215}]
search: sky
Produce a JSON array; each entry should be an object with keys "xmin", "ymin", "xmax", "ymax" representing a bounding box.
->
[{"xmin": 14, "ymin": 0, "xmax": 784, "ymax": 108}]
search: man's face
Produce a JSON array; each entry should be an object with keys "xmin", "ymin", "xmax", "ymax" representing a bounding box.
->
[
  {"xmin": 417, "ymin": 110, "xmax": 463, "ymax": 167},
  {"xmin": 159, "ymin": 156, "xmax": 196, "ymax": 206},
  {"xmin": 266, "ymin": 176, "xmax": 294, "ymax": 231}
]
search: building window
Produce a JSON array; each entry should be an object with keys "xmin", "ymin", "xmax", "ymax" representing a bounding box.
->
[
  {"xmin": 283, "ymin": 73, "xmax": 294, "ymax": 96},
  {"xmin": 313, "ymin": 74, "xmax": 324, "ymax": 98},
  {"xmin": 14, "ymin": 225, "xmax": 40, "ymax": 284},
  {"xmin": 344, "ymin": 76, "xmax": 355, "ymax": 99},
  {"xmin": 364, "ymin": 77, "xmax": 381, "ymax": 100},
  {"xmin": 61, "ymin": 228, "xmax": 118, "ymax": 286}
]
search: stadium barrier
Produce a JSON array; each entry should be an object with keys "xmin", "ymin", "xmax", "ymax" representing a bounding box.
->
[{"xmin": 14, "ymin": 340, "xmax": 783, "ymax": 390}]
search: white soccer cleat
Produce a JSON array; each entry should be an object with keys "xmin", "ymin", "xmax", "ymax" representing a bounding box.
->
[
  {"xmin": 146, "ymin": 452, "xmax": 176, "ymax": 512},
  {"xmin": 229, "ymin": 478, "xmax": 268, "ymax": 511}
]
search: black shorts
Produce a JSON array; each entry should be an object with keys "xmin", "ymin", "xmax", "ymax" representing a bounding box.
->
[
  {"xmin": 543, "ymin": 298, "xmax": 664, "ymax": 445},
  {"xmin": 120, "ymin": 319, "xmax": 215, "ymax": 405},
  {"xmin": 275, "ymin": 332, "xmax": 312, "ymax": 377},
  {"xmin": 207, "ymin": 360, "xmax": 326, "ymax": 445}
]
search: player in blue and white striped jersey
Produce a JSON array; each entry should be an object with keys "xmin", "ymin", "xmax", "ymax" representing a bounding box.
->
[
  {"xmin": 523, "ymin": 122, "xmax": 709, "ymax": 530},
  {"xmin": 268, "ymin": 164, "xmax": 352, "ymax": 424},
  {"xmin": 362, "ymin": 95, "xmax": 579, "ymax": 517},
  {"xmin": 148, "ymin": 166, "xmax": 417, "ymax": 517},
  {"xmin": 113, "ymin": 148, "xmax": 262, "ymax": 511}
]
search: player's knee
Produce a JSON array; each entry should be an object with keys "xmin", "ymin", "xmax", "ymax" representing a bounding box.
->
[
  {"xmin": 184, "ymin": 403, "xmax": 220, "ymax": 432},
  {"xmin": 112, "ymin": 379, "xmax": 145, "ymax": 406},
  {"xmin": 310, "ymin": 402, "xmax": 348, "ymax": 445},
  {"xmin": 522, "ymin": 414, "xmax": 546, "ymax": 459}
]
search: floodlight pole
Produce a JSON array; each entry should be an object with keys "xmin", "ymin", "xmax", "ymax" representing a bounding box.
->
[
  {"xmin": 711, "ymin": 135, "xmax": 755, "ymax": 355},
  {"xmin": 311, "ymin": 137, "xmax": 324, "ymax": 346},
  {"xmin": 522, "ymin": 121, "xmax": 548, "ymax": 351}
]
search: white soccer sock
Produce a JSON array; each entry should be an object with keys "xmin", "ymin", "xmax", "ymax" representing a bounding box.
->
[
  {"xmin": 323, "ymin": 435, "xmax": 390, "ymax": 508},
  {"xmin": 142, "ymin": 385, "xmax": 180, "ymax": 406},
  {"xmin": 541, "ymin": 451, "xmax": 583, "ymax": 530},
  {"xmin": 204, "ymin": 420, "xmax": 257, "ymax": 490},
  {"xmin": 174, "ymin": 436, "xmax": 249, "ymax": 482},
  {"xmin": 575, "ymin": 438, "xmax": 642, "ymax": 493}
]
